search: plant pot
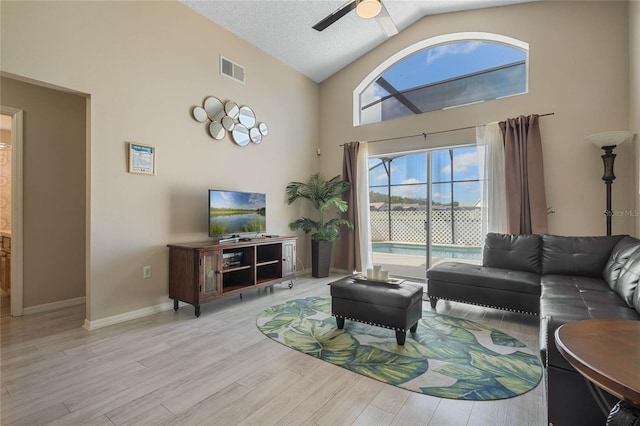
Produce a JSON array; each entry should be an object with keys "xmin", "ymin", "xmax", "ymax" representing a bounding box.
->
[{"xmin": 312, "ymin": 240, "xmax": 333, "ymax": 278}]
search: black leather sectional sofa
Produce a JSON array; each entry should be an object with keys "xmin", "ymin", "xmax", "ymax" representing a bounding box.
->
[{"xmin": 426, "ymin": 233, "xmax": 640, "ymax": 426}]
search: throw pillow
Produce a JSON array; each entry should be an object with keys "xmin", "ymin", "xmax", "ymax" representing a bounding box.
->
[
  {"xmin": 614, "ymin": 249, "xmax": 640, "ymax": 308},
  {"xmin": 483, "ymin": 233, "xmax": 542, "ymax": 274},
  {"xmin": 603, "ymin": 236, "xmax": 640, "ymax": 290}
]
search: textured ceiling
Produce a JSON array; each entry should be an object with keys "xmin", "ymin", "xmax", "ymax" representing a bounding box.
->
[{"xmin": 181, "ymin": 0, "xmax": 536, "ymax": 83}]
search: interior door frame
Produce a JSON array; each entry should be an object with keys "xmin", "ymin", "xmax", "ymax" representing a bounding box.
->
[{"xmin": 1, "ymin": 106, "xmax": 24, "ymax": 317}]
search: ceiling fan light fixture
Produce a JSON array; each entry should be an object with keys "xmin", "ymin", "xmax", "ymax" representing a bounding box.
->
[{"xmin": 356, "ymin": 0, "xmax": 382, "ymax": 19}]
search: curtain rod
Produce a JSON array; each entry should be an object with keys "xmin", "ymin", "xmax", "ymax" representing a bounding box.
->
[{"xmin": 340, "ymin": 112, "xmax": 555, "ymax": 146}]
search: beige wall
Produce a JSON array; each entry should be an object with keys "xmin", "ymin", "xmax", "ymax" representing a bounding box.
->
[
  {"xmin": 0, "ymin": 77, "xmax": 87, "ymax": 307},
  {"xmin": 631, "ymin": 0, "xmax": 640, "ymax": 237},
  {"xmin": 1, "ymin": 1, "xmax": 320, "ymax": 321},
  {"xmin": 319, "ymin": 1, "xmax": 633, "ymax": 237},
  {"xmin": 1, "ymin": 0, "xmax": 636, "ymax": 321}
]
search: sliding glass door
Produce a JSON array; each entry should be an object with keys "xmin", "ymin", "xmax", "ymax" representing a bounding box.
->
[{"xmin": 369, "ymin": 146, "xmax": 483, "ymax": 281}]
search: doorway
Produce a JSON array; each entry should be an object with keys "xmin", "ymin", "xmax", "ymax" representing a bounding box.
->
[
  {"xmin": 1, "ymin": 75, "xmax": 87, "ymax": 319},
  {"xmin": 0, "ymin": 113, "xmax": 11, "ymax": 316},
  {"xmin": 0, "ymin": 107, "xmax": 23, "ymax": 317},
  {"xmin": 368, "ymin": 146, "xmax": 483, "ymax": 281}
]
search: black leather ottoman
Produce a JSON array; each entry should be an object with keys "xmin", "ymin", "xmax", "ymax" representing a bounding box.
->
[{"xmin": 329, "ymin": 277, "xmax": 423, "ymax": 345}]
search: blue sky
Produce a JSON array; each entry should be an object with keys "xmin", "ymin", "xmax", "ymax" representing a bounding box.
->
[
  {"xmin": 209, "ymin": 190, "xmax": 266, "ymax": 210},
  {"xmin": 369, "ymin": 147, "xmax": 483, "ymax": 204},
  {"xmin": 382, "ymin": 41, "xmax": 526, "ymax": 91},
  {"xmin": 366, "ymin": 41, "xmax": 524, "ymax": 204}
]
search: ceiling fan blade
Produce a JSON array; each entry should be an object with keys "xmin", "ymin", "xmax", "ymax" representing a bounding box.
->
[
  {"xmin": 312, "ymin": 0, "xmax": 356, "ymax": 32},
  {"xmin": 377, "ymin": 1, "xmax": 398, "ymax": 37}
]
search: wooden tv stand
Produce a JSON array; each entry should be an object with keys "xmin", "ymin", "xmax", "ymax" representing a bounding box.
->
[{"xmin": 168, "ymin": 236, "xmax": 296, "ymax": 317}]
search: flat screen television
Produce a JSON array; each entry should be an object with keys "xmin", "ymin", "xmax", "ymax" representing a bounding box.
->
[{"xmin": 208, "ymin": 190, "xmax": 266, "ymax": 237}]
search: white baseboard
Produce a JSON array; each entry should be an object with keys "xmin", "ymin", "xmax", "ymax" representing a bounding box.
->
[
  {"xmin": 81, "ymin": 272, "xmax": 320, "ymax": 332},
  {"xmin": 23, "ymin": 296, "xmax": 86, "ymax": 315},
  {"xmin": 83, "ymin": 301, "xmax": 175, "ymax": 331}
]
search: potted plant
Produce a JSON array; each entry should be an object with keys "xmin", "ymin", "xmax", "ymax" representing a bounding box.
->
[{"xmin": 286, "ymin": 173, "xmax": 354, "ymax": 278}]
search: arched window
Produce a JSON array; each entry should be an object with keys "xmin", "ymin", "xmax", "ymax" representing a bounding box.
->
[{"xmin": 354, "ymin": 33, "xmax": 528, "ymax": 126}]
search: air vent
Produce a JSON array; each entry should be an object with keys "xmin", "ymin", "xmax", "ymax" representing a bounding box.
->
[{"xmin": 220, "ymin": 56, "xmax": 245, "ymax": 84}]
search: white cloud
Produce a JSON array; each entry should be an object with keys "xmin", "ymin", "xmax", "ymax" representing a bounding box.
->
[
  {"xmin": 432, "ymin": 191, "xmax": 451, "ymax": 203},
  {"xmin": 373, "ymin": 170, "xmax": 387, "ymax": 182},
  {"xmin": 401, "ymin": 178, "xmax": 420, "ymax": 185},
  {"xmin": 441, "ymin": 151, "xmax": 479, "ymax": 175},
  {"xmin": 394, "ymin": 185, "xmax": 422, "ymax": 199},
  {"xmin": 426, "ymin": 41, "xmax": 482, "ymax": 65},
  {"xmin": 360, "ymin": 81, "xmax": 389, "ymax": 105}
]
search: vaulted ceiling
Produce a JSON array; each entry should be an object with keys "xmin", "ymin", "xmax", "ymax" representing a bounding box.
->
[{"xmin": 181, "ymin": 0, "xmax": 537, "ymax": 83}]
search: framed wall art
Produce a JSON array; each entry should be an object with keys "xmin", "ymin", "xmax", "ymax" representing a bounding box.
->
[{"xmin": 128, "ymin": 142, "xmax": 156, "ymax": 175}]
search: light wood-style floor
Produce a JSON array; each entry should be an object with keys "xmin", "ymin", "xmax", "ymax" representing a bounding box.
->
[
  {"xmin": 0, "ymin": 274, "xmax": 545, "ymax": 426},
  {"xmin": 0, "ymin": 289, "xmax": 9, "ymax": 318}
]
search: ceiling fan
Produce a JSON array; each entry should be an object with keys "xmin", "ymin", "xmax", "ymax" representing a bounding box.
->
[{"xmin": 312, "ymin": 0, "xmax": 398, "ymax": 37}]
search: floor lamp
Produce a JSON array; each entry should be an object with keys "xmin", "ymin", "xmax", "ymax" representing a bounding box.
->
[{"xmin": 586, "ymin": 131, "xmax": 634, "ymax": 235}]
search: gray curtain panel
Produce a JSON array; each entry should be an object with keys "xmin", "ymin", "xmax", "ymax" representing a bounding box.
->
[{"xmin": 500, "ymin": 115, "xmax": 548, "ymax": 235}]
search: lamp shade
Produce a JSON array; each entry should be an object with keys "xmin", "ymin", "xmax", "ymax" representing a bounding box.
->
[
  {"xmin": 585, "ymin": 131, "xmax": 633, "ymax": 148},
  {"xmin": 356, "ymin": 0, "xmax": 382, "ymax": 19}
]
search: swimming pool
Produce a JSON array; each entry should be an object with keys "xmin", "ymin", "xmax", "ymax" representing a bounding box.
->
[{"xmin": 372, "ymin": 242, "xmax": 482, "ymax": 261}]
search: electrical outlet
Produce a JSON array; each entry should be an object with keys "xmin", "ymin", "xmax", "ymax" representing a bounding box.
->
[{"xmin": 143, "ymin": 266, "xmax": 151, "ymax": 279}]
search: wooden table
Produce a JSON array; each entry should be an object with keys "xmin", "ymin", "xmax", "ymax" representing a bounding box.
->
[{"xmin": 555, "ymin": 319, "xmax": 640, "ymax": 425}]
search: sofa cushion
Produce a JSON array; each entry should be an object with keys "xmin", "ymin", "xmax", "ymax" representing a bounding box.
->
[
  {"xmin": 603, "ymin": 236, "xmax": 640, "ymax": 290},
  {"xmin": 540, "ymin": 275, "xmax": 630, "ymax": 309},
  {"xmin": 541, "ymin": 234, "xmax": 624, "ymax": 277},
  {"xmin": 541, "ymin": 300, "xmax": 640, "ymax": 370},
  {"xmin": 614, "ymin": 250, "xmax": 640, "ymax": 308},
  {"xmin": 540, "ymin": 275, "xmax": 640, "ymax": 371},
  {"xmin": 483, "ymin": 233, "xmax": 542, "ymax": 274},
  {"xmin": 331, "ymin": 279, "xmax": 424, "ymax": 309},
  {"xmin": 427, "ymin": 262, "xmax": 540, "ymax": 295}
]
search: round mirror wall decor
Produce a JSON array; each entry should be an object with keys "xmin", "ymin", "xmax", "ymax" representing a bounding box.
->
[
  {"xmin": 238, "ymin": 106, "xmax": 256, "ymax": 128},
  {"xmin": 224, "ymin": 101, "xmax": 240, "ymax": 119},
  {"xmin": 221, "ymin": 116, "xmax": 236, "ymax": 131},
  {"xmin": 232, "ymin": 124, "xmax": 250, "ymax": 147},
  {"xmin": 191, "ymin": 96, "xmax": 268, "ymax": 147},
  {"xmin": 203, "ymin": 96, "xmax": 225, "ymax": 121},
  {"xmin": 208, "ymin": 121, "xmax": 225, "ymax": 140},
  {"xmin": 250, "ymin": 127, "xmax": 262, "ymax": 144},
  {"xmin": 192, "ymin": 106, "xmax": 207, "ymax": 123}
]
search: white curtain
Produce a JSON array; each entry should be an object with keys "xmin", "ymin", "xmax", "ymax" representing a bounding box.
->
[
  {"xmin": 357, "ymin": 142, "xmax": 373, "ymax": 271},
  {"xmin": 476, "ymin": 122, "xmax": 507, "ymax": 236}
]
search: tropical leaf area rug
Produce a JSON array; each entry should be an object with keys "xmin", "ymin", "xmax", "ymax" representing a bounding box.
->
[{"xmin": 256, "ymin": 296, "xmax": 542, "ymax": 401}]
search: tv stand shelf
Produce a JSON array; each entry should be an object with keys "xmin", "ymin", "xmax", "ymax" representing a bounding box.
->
[{"xmin": 168, "ymin": 236, "xmax": 296, "ymax": 317}]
